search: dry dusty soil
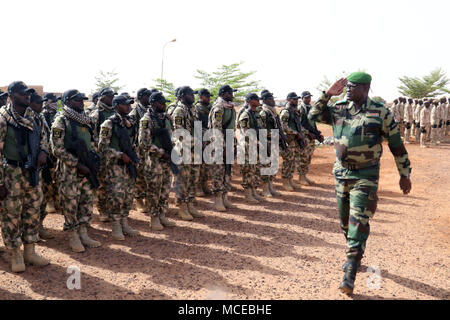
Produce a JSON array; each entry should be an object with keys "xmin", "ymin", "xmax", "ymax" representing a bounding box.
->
[{"xmin": 0, "ymin": 124, "xmax": 449, "ymax": 300}]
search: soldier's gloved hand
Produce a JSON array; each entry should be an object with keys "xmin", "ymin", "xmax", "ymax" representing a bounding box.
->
[
  {"xmin": 37, "ymin": 151, "xmax": 47, "ymax": 168},
  {"xmin": 121, "ymin": 153, "xmax": 132, "ymax": 164},
  {"xmin": 0, "ymin": 185, "xmax": 8, "ymax": 201},
  {"xmin": 399, "ymin": 177, "xmax": 412, "ymax": 195},
  {"xmin": 77, "ymin": 163, "xmax": 91, "ymax": 177}
]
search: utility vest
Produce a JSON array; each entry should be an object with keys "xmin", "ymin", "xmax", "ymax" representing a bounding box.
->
[
  {"xmin": 150, "ymin": 112, "xmax": 172, "ymax": 149},
  {"xmin": 98, "ymin": 109, "xmax": 115, "ymax": 133},
  {"xmin": 222, "ymin": 108, "xmax": 236, "ymax": 130},
  {"xmin": 64, "ymin": 120, "xmax": 93, "ymax": 152},
  {"xmin": 109, "ymin": 116, "xmax": 136, "ymax": 153}
]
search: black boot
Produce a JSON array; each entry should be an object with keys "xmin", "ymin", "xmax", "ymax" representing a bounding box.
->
[
  {"xmin": 339, "ymin": 259, "xmax": 358, "ymax": 295},
  {"xmin": 342, "ymin": 260, "xmax": 361, "ymax": 272}
]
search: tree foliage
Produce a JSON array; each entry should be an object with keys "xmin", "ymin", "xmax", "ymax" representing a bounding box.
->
[
  {"xmin": 195, "ymin": 62, "xmax": 262, "ymax": 102},
  {"xmin": 93, "ymin": 70, "xmax": 123, "ymax": 93},
  {"xmin": 152, "ymin": 78, "xmax": 176, "ymax": 102},
  {"xmin": 398, "ymin": 68, "xmax": 450, "ymax": 98}
]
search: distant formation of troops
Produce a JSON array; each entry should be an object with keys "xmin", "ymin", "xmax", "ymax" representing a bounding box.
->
[
  {"xmin": 389, "ymin": 96, "xmax": 449, "ymax": 147},
  {"xmin": 0, "ymin": 82, "xmax": 322, "ymax": 274}
]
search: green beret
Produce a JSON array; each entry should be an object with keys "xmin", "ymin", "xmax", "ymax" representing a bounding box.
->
[{"xmin": 347, "ymin": 72, "xmax": 372, "ymax": 84}]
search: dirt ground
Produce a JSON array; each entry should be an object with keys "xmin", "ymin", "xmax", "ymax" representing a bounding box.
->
[{"xmin": 0, "ymin": 124, "xmax": 449, "ymax": 300}]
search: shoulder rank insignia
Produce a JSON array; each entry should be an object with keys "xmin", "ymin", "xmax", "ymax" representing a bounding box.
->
[
  {"xmin": 100, "ymin": 127, "xmax": 109, "ymax": 137},
  {"xmin": 53, "ymin": 128, "xmax": 63, "ymax": 139}
]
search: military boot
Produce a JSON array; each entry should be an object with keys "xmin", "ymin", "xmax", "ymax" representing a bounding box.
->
[
  {"xmin": 261, "ymin": 182, "xmax": 273, "ymax": 197},
  {"xmin": 201, "ymin": 182, "xmax": 212, "ymax": 195},
  {"xmin": 342, "ymin": 260, "xmax": 362, "ymax": 272},
  {"xmin": 121, "ymin": 218, "xmax": 140, "ymax": 236},
  {"xmin": 178, "ymin": 203, "xmax": 194, "ymax": 221},
  {"xmin": 339, "ymin": 259, "xmax": 358, "ymax": 295},
  {"xmin": 112, "ymin": 220, "xmax": 125, "ymax": 241},
  {"xmin": 159, "ymin": 212, "xmax": 176, "ymax": 227},
  {"xmin": 282, "ymin": 178, "xmax": 294, "ymax": 191},
  {"xmin": 252, "ymin": 187, "xmax": 264, "ymax": 201},
  {"xmin": 9, "ymin": 247, "xmax": 25, "ymax": 273},
  {"xmin": 38, "ymin": 222, "xmax": 55, "ymax": 240},
  {"xmin": 222, "ymin": 193, "xmax": 237, "ymax": 209},
  {"xmin": 269, "ymin": 181, "xmax": 281, "ymax": 196},
  {"xmin": 214, "ymin": 192, "xmax": 227, "ymax": 212},
  {"xmin": 195, "ymin": 186, "xmax": 205, "ymax": 197},
  {"xmin": 290, "ymin": 178, "xmax": 302, "ymax": 189},
  {"xmin": 135, "ymin": 198, "xmax": 149, "ymax": 213},
  {"xmin": 151, "ymin": 216, "xmax": 164, "ymax": 231},
  {"xmin": 299, "ymin": 174, "xmax": 314, "ymax": 186},
  {"xmin": 78, "ymin": 225, "xmax": 101, "ymax": 248},
  {"xmin": 245, "ymin": 188, "xmax": 259, "ymax": 203},
  {"xmin": 23, "ymin": 244, "xmax": 50, "ymax": 267},
  {"xmin": 188, "ymin": 202, "xmax": 204, "ymax": 218},
  {"xmin": 69, "ymin": 229, "xmax": 85, "ymax": 253}
]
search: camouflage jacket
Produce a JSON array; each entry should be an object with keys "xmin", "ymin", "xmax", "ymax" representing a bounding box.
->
[
  {"xmin": 430, "ymin": 105, "xmax": 440, "ymax": 126},
  {"xmin": 309, "ymin": 93, "xmax": 411, "ymax": 179},
  {"xmin": 403, "ymin": 103, "xmax": 414, "ymax": 123},
  {"xmin": 419, "ymin": 107, "xmax": 431, "ymax": 126},
  {"xmin": 138, "ymin": 108, "xmax": 172, "ymax": 159},
  {"xmin": 208, "ymin": 97, "xmax": 236, "ymax": 131},
  {"xmin": 280, "ymin": 103, "xmax": 301, "ymax": 136},
  {"xmin": 413, "ymin": 105, "xmax": 423, "ymax": 123}
]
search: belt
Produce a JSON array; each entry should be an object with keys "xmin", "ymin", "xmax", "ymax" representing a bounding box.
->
[{"xmin": 340, "ymin": 159, "xmax": 379, "ymax": 170}]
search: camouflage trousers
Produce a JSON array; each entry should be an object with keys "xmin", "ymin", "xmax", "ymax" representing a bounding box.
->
[
  {"xmin": 1, "ymin": 165, "xmax": 42, "ymax": 249},
  {"xmin": 57, "ymin": 166, "xmax": 94, "ymax": 231},
  {"xmin": 404, "ymin": 123, "xmax": 412, "ymax": 142},
  {"xmin": 195, "ymin": 163, "xmax": 212, "ymax": 186},
  {"xmin": 420, "ymin": 124, "xmax": 431, "ymax": 146},
  {"xmin": 144, "ymin": 157, "xmax": 172, "ymax": 217},
  {"xmin": 431, "ymin": 126, "xmax": 440, "ymax": 144},
  {"xmin": 240, "ymin": 163, "xmax": 258, "ymax": 189},
  {"xmin": 39, "ymin": 168, "xmax": 60, "ymax": 222},
  {"xmin": 96, "ymin": 165, "xmax": 108, "ymax": 215},
  {"xmin": 174, "ymin": 163, "xmax": 199, "ymax": 204},
  {"xmin": 260, "ymin": 141, "xmax": 274, "ymax": 183},
  {"xmin": 134, "ymin": 161, "xmax": 147, "ymax": 201},
  {"xmin": 105, "ymin": 163, "xmax": 135, "ymax": 221},
  {"xmin": 335, "ymin": 177, "xmax": 379, "ymax": 261},
  {"xmin": 281, "ymin": 139, "xmax": 300, "ymax": 179},
  {"xmin": 211, "ymin": 163, "xmax": 232, "ymax": 195},
  {"xmin": 297, "ymin": 136, "xmax": 315, "ymax": 176}
]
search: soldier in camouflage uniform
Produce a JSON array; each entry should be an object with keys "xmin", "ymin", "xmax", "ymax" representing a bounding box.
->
[
  {"xmin": 193, "ymin": 88, "xmax": 214, "ymax": 197},
  {"xmin": 0, "ymin": 81, "xmax": 50, "ymax": 272},
  {"xmin": 419, "ymin": 101, "xmax": 431, "ymax": 147},
  {"xmin": 167, "ymin": 87, "xmax": 181, "ymax": 117},
  {"xmin": 98, "ymin": 95, "xmax": 140, "ymax": 240},
  {"xmin": 29, "ymin": 93, "xmax": 56, "ymax": 240},
  {"xmin": 280, "ymin": 92, "xmax": 305, "ymax": 191},
  {"xmin": 430, "ymin": 99, "xmax": 441, "ymax": 145},
  {"xmin": 309, "ymin": 73, "xmax": 412, "ymax": 295},
  {"xmin": 297, "ymin": 91, "xmax": 324, "ymax": 185},
  {"xmin": 0, "ymin": 91, "xmax": 8, "ymax": 108},
  {"xmin": 129, "ymin": 88, "xmax": 153, "ymax": 213},
  {"xmin": 238, "ymin": 93, "xmax": 264, "ymax": 202},
  {"xmin": 85, "ymin": 91, "xmax": 99, "ymax": 116},
  {"xmin": 403, "ymin": 98, "xmax": 414, "ymax": 143},
  {"xmin": 171, "ymin": 86, "xmax": 204, "ymax": 220},
  {"xmin": 259, "ymin": 91, "xmax": 282, "ymax": 197},
  {"xmin": 413, "ymin": 99, "xmax": 424, "ymax": 142},
  {"xmin": 208, "ymin": 85, "xmax": 237, "ymax": 212},
  {"xmin": 91, "ymin": 87, "xmax": 118, "ymax": 222},
  {"xmin": 51, "ymin": 89, "xmax": 102, "ymax": 253},
  {"xmin": 138, "ymin": 92, "xmax": 177, "ymax": 230},
  {"xmin": 438, "ymin": 97, "xmax": 447, "ymax": 142}
]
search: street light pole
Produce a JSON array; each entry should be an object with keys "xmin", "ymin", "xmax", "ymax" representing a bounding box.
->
[{"xmin": 161, "ymin": 38, "xmax": 176, "ymax": 80}]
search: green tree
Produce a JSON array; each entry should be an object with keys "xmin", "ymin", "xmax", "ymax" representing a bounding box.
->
[
  {"xmin": 152, "ymin": 78, "xmax": 176, "ymax": 102},
  {"xmin": 398, "ymin": 68, "xmax": 450, "ymax": 99},
  {"xmin": 93, "ymin": 70, "xmax": 123, "ymax": 93},
  {"xmin": 195, "ymin": 62, "xmax": 262, "ymax": 102}
]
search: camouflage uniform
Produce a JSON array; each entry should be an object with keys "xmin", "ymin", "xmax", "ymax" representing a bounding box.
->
[
  {"xmin": 98, "ymin": 114, "xmax": 137, "ymax": 221},
  {"xmin": 430, "ymin": 103, "xmax": 440, "ymax": 145},
  {"xmin": 51, "ymin": 107, "xmax": 97, "ymax": 230},
  {"xmin": 129, "ymin": 103, "xmax": 149, "ymax": 203},
  {"xmin": 403, "ymin": 102, "xmax": 414, "ymax": 142},
  {"xmin": 90, "ymin": 101, "xmax": 116, "ymax": 216},
  {"xmin": 413, "ymin": 103, "xmax": 423, "ymax": 142},
  {"xmin": 439, "ymin": 101, "xmax": 447, "ymax": 142},
  {"xmin": 419, "ymin": 105, "xmax": 431, "ymax": 146},
  {"xmin": 238, "ymin": 107, "xmax": 263, "ymax": 189},
  {"xmin": 0, "ymin": 104, "xmax": 48, "ymax": 249},
  {"xmin": 138, "ymin": 108, "xmax": 173, "ymax": 217},
  {"xmin": 84, "ymin": 103, "xmax": 97, "ymax": 116},
  {"xmin": 280, "ymin": 103, "xmax": 302, "ymax": 179},
  {"xmin": 309, "ymin": 94, "xmax": 411, "ymax": 261},
  {"xmin": 259, "ymin": 104, "xmax": 279, "ymax": 183},
  {"xmin": 171, "ymin": 101, "xmax": 199, "ymax": 204},
  {"xmin": 193, "ymin": 102, "xmax": 212, "ymax": 189},
  {"xmin": 297, "ymin": 102, "xmax": 320, "ymax": 176},
  {"xmin": 208, "ymin": 97, "xmax": 236, "ymax": 195}
]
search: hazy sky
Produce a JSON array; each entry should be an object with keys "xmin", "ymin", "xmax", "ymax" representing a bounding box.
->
[{"xmin": 1, "ymin": 0, "xmax": 449, "ymax": 100}]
